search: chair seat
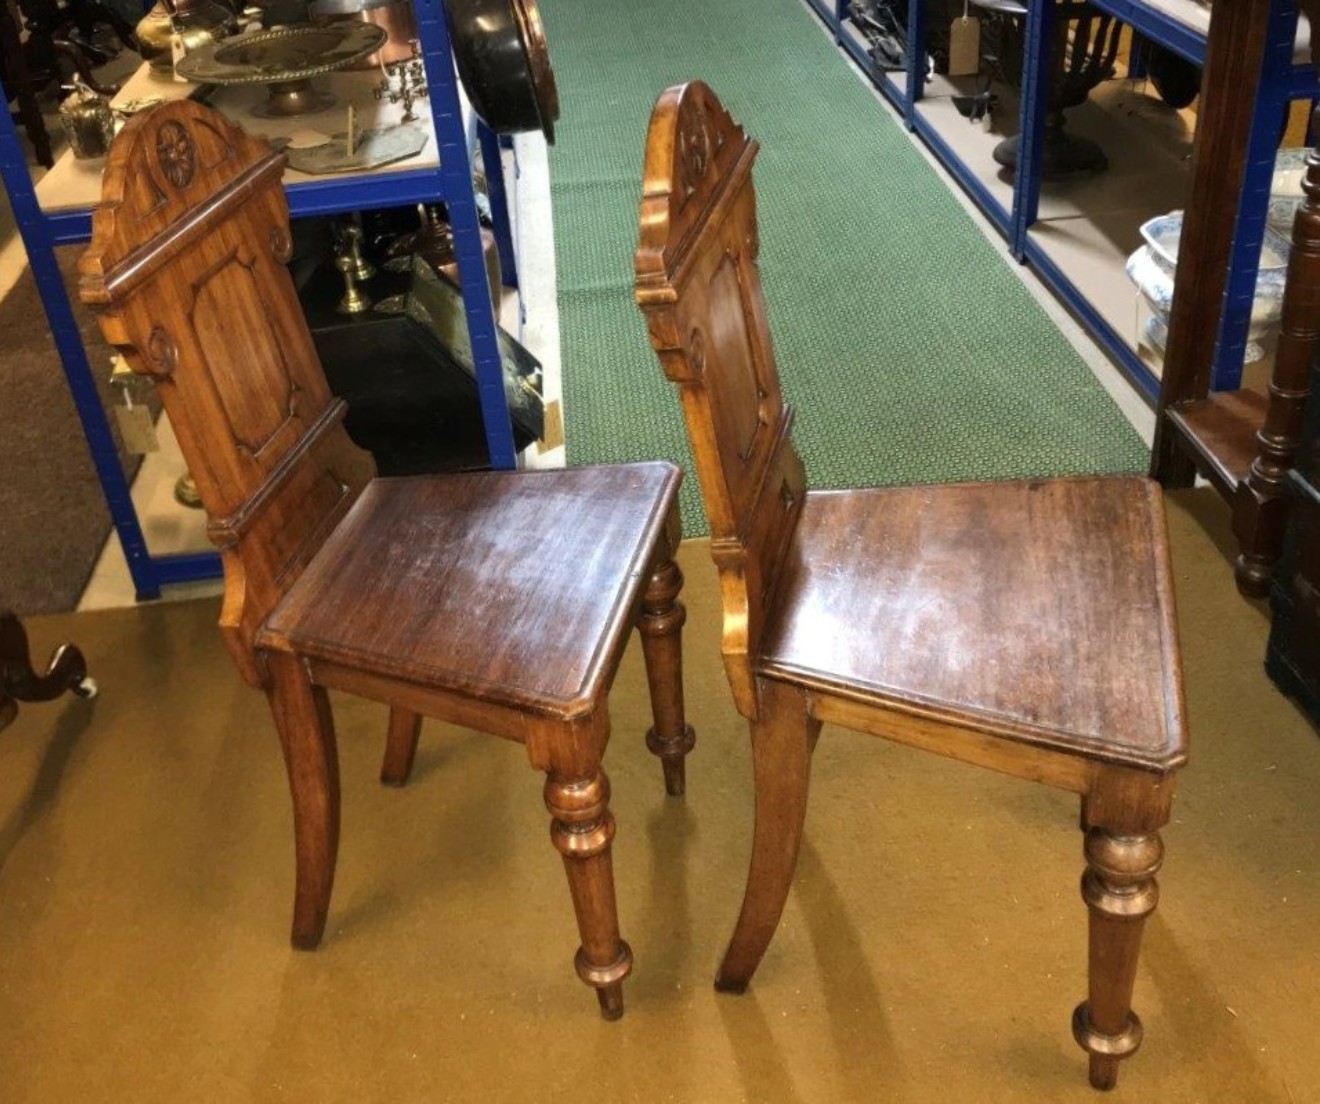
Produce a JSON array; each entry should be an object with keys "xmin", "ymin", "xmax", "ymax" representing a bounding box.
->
[
  {"xmin": 757, "ymin": 476, "xmax": 1186, "ymax": 770},
  {"xmin": 260, "ymin": 462, "xmax": 681, "ymax": 720}
]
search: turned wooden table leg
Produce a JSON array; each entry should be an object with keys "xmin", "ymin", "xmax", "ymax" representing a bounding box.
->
[
  {"xmin": 544, "ymin": 758, "xmax": 632, "ymax": 1019},
  {"xmin": 1073, "ymin": 827, "xmax": 1164, "ymax": 1091},
  {"xmin": 380, "ymin": 707, "xmax": 423, "ymax": 786},
  {"xmin": 638, "ymin": 555, "xmax": 696, "ymax": 796},
  {"xmin": 266, "ymin": 652, "xmax": 341, "ymax": 950},
  {"xmin": 716, "ymin": 679, "xmax": 819, "ymax": 992}
]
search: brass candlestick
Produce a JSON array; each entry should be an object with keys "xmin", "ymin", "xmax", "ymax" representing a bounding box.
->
[
  {"xmin": 336, "ymin": 253, "xmax": 371, "ymax": 314},
  {"xmin": 343, "ymin": 224, "xmax": 375, "ymax": 282}
]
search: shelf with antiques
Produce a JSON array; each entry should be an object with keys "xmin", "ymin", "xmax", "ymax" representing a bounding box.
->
[
  {"xmin": 805, "ymin": 0, "xmax": 1319, "ymax": 406},
  {"xmin": 0, "ymin": 0, "xmax": 555, "ymax": 601}
]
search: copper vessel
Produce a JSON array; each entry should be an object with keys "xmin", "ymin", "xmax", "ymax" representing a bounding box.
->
[{"xmin": 308, "ymin": 0, "xmax": 417, "ymax": 70}]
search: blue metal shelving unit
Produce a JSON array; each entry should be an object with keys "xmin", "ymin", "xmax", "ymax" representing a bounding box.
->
[
  {"xmin": 821, "ymin": 0, "xmax": 1318, "ymax": 406},
  {"xmin": 0, "ymin": 0, "xmax": 519, "ymax": 601}
]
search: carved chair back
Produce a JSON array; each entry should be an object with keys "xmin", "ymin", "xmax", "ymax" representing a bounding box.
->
[
  {"xmin": 635, "ymin": 81, "xmax": 805, "ymax": 718},
  {"xmin": 79, "ymin": 101, "xmax": 374, "ymax": 686}
]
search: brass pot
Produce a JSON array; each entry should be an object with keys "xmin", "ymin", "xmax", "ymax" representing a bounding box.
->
[{"xmin": 136, "ymin": 0, "xmax": 237, "ymax": 72}]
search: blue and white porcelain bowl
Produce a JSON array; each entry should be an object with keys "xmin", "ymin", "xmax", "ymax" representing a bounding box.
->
[
  {"xmin": 1128, "ymin": 209, "xmax": 1290, "ymax": 363},
  {"xmin": 1268, "ymin": 147, "xmax": 1310, "ymax": 238}
]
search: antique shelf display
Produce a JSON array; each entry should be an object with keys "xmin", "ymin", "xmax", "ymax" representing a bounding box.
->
[
  {"xmin": 0, "ymin": 0, "xmax": 526, "ymax": 599},
  {"xmin": 973, "ymin": 0, "xmax": 1122, "ymax": 177},
  {"xmin": 175, "ymin": 22, "xmax": 388, "ymax": 116}
]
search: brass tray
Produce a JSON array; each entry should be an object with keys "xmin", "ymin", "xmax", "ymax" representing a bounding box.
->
[{"xmin": 177, "ymin": 24, "xmax": 388, "ymax": 116}]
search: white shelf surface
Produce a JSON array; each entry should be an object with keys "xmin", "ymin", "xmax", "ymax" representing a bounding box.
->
[{"xmin": 1139, "ymin": 0, "xmax": 1312, "ymax": 63}]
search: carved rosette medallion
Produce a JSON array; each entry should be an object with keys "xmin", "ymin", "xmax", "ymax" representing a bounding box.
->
[
  {"xmin": 156, "ymin": 121, "xmax": 197, "ymax": 189},
  {"xmin": 678, "ymin": 100, "xmax": 711, "ymax": 204},
  {"xmin": 145, "ymin": 325, "xmax": 179, "ymax": 375}
]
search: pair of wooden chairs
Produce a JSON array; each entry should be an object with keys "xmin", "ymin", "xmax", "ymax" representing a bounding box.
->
[{"xmin": 79, "ymin": 86, "xmax": 1186, "ymax": 1090}]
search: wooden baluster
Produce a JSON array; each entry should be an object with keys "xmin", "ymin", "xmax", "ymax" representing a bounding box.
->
[
  {"xmin": 1072, "ymin": 829, "xmax": 1163, "ymax": 1091},
  {"xmin": 537, "ymin": 711, "xmax": 632, "ymax": 1020},
  {"xmin": 1234, "ymin": 130, "xmax": 1320, "ymax": 595},
  {"xmin": 638, "ymin": 554, "xmax": 696, "ymax": 796}
]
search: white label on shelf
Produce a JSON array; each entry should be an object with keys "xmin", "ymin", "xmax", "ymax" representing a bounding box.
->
[{"xmin": 948, "ymin": 17, "xmax": 981, "ymax": 78}]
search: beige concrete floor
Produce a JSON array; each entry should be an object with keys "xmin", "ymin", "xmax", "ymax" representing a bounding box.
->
[{"xmin": 0, "ymin": 490, "xmax": 1316, "ymax": 1102}]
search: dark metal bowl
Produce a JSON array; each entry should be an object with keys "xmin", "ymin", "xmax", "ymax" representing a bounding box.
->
[{"xmin": 445, "ymin": 0, "xmax": 560, "ymax": 143}]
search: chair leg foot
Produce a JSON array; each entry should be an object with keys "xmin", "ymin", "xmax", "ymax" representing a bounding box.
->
[
  {"xmin": 266, "ymin": 653, "xmax": 340, "ymax": 950},
  {"xmin": 713, "ymin": 973, "xmax": 749, "ymax": 995},
  {"xmin": 596, "ymin": 980, "xmax": 625, "ymax": 1021},
  {"xmin": 1075, "ymin": 827, "xmax": 1162, "ymax": 1090},
  {"xmin": 716, "ymin": 680, "xmax": 818, "ymax": 990},
  {"xmin": 380, "ymin": 706, "xmax": 422, "ymax": 786},
  {"xmin": 1234, "ymin": 553, "xmax": 1272, "ymax": 599},
  {"xmin": 638, "ymin": 557, "xmax": 695, "ymax": 797},
  {"xmin": 547, "ymin": 768, "xmax": 633, "ymax": 1016}
]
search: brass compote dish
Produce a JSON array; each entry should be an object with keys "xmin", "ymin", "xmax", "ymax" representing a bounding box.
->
[{"xmin": 176, "ymin": 23, "xmax": 388, "ymax": 117}]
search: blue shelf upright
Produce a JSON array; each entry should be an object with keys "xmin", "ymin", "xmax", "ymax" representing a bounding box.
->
[{"xmin": 807, "ymin": 0, "xmax": 1320, "ymax": 406}]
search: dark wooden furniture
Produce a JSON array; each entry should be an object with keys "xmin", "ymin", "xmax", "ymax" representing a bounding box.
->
[
  {"xmin": 1266, "ymin": 347, "xmax": 1320, "ymax": 723},
  {"xmin": 78, "ymin": 100, "xmax": 696, "ymax": 1018},
  {"xmin": 636, "ymin": 81, "xmax": 1188, "ymax": 1090},
  {"xmin": 0, "ymin": 0, "xmax": 52, "ymax": 169},
  {"xmin": 0, "ymin": 610, "xmax": 94, "ymax": 733},
  {"xmin": 1152, "ymin": 0, "xmax": 1317, "ymax": 597}
]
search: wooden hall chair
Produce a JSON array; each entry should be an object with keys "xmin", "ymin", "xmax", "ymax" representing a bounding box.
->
[
  {"xmin": 77, "ymin": 100, "xmax": 697, "ymax": 1019},
  {"xmin": 635, "ymin": 81, "xmax": 1188, "ymax": 1090}
]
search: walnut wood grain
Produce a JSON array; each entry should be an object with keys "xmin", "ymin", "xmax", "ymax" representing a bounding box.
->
[
  {"xmin": 78, "ymin": 100, "xmax": 695, "ymax": 1018},
  {"xmin": 1166, "ymin": 390, "xmax": 1268, "ymax": 499},
  {"xmin": 760, "ymin": 478, "xmax": 1184, "ymax": 771},
  {"xmin": 636, "ymin": 80, "xmax": 1188, "ymax": 1090},
  {"xmin": 260, "ymin": 464, "xmax": 683, "ymax": 719}
]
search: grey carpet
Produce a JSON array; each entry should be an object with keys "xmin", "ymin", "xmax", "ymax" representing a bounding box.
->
[{"xmin": 0, "ymin": 247, "xmax": 144, "ymax": 615}]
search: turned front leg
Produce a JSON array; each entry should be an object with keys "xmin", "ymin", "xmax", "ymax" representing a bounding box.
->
[
  {"xmin": 637, "ymin": 557, "xmax": 696, "ymax": 796},
  {"xmin": 545, "ymin": 768, "xmax": 633, "ymax": 1019},
  {"xmin": 1073, "ymin": 828, "xmax": 1163, "ymax": 1091}
]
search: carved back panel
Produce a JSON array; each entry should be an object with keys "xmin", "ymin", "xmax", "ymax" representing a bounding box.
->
[
  {"xmin": 79, "ymin": 101, "xmax": 374, "ymax": 686},
  {"xmin": 635, "ymin": 81, "xmax": 806, "ymax": 717}
]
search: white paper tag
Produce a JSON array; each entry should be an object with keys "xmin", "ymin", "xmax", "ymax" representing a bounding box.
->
[
  {"xmin": 948, "ymin": 17, "xmax": 982, "ymax": 78},
  {"xmin": 115, "ymin": 403, "xmax": 160, "ymax": 454}
]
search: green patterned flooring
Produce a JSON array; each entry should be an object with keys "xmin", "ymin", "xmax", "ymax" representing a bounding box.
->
[{"xmin": 539, "ymin": 0, "xmax": 1146, "ymax": 536}]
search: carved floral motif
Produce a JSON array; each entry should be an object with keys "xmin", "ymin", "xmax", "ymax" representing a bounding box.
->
[
  {"xmin": 156, "ymin": 121, "xmax": 196, "ymax": 189},
  {"xmin": 677, "ymin": 99, "xmax": 711, "ymax": 204}
]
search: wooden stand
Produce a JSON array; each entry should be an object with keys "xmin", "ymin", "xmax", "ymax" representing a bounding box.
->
[{"xmin": 1153, "ymin": 0, "xmax": 1318, "ymax": 598}]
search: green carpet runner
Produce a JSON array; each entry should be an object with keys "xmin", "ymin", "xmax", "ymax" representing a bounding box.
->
[{"xmin": 539, "ymin": 0, "xmax": 1146, "ymax": 535}]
